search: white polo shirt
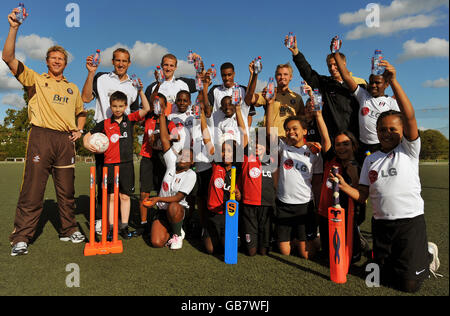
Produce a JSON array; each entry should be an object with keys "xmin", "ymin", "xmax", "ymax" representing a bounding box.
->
[
  {"xmin": 147, "ymin": 77, "xmax": 196, "ymax": 113},
  {"xmin": 277, "ymin": 139, "xmax": 323, "ymax": 204},
  {"xmin": 208, "ymin": 84, "xmax": 248, "ymax": 115},
  {"xmin": 92, "ymin": 72, "xmax": 139, "ymax": 123},
  {"xmin": 156, "ymin": 148, "xmax": 197, "ymax": 210},
  {"xmin": 354, "ymin": 86, "xmax": 400, "ymax": 145},
  {"xmin": 359, "ymin": 137, "xmax": 424, "ymax": 220}
]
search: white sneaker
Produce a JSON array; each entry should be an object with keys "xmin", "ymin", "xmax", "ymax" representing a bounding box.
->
[
  {"xmin": 428, "ymin": 242, "xmax": 443, "ymax": 278},
  {"xmin": 60, "ymin": 231, "xmax": 86, "ymax": 244},
  {"xmin": 11, "ymin": 242, "xmax": 28, "ymax": 256},
  {"xmin": 167, "ymin": 229, "xmax": 185, "ymax": 250},
  {"xmin": 95, "ymin": 219, "xmax": 102, "ymax": 235}
]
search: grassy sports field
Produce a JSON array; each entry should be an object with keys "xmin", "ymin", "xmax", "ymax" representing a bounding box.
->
[{"xmin": 0, "ymin": 162, "xmax": 447, "ymax": 297}]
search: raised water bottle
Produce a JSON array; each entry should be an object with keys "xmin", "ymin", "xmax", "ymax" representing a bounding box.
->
[
  {"xmin": 15, "ymin": 3, "xmax": 27, "ymax": 23},
  {"xmin": 153, "ymin": 96, "xmax": 161, "ymax": 115},
  {"xmin": 187, "ymin": 50, "xmax": 194, "ymax": 64},
  {"xmin": 156, "ymin": 66, "xmax": 165, "ymax": 83},
  {"xmin": 231, "ymin": 84, "xmax": 241, "ymax": 106},
  {"xmin": 254, "ymin": 56, "xmax": 263, "ymax": 74},
  {"xmin": 195, "ymin": 73, "xmax": 203, "ymax": 91},
  {"xmin": 210, "ymin": 64, "xmax": 217, "ymax": 80},
  {"xmin": 131, "ymin": 74, "xmax": 140, "ymax": 89},
  {"xmin": 266, "ymin": 77, "xmax": 275, "ymax": 99},
  {"xmin": 92, "ymin": 49, "xmax": 101, "ymax": 67},
  {"xmin": 193, "ymin": 97, "xmax": 201, "ymax": 119},
  {"xmin": 300, "ymin": 81, "xmax": 308, "ymax": 96},
  {"xmin": 286, "ymin": 32, "xmax": 295, "ymax": 48},
  {"xmin": 371, "ymin": 49, "xmax": 385, "ymax": 75},
  {"xmin": 313, "ymin": 89, "xmax": 323, "ymax": 111},
  {"xmin": 331, "ymin": 36, "xmax": 342, "ymax": 53}
]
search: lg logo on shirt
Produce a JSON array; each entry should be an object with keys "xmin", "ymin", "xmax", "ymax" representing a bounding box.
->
[
  {"xmin": 368, "ymin": 168, "xmax": 397, "ymax": 184},
  {"xmin": 283, "ymin": 159, "xmax": 308, "ymax": 172}
]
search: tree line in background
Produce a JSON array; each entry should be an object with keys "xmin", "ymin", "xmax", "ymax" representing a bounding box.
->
[{"xmin": 0, "ymin": 92, "xmax": 448, "ymax": 161}]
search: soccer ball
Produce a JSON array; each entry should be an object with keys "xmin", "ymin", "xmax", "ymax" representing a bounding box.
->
[{"xmin": 89, "ymin": 133, "xmax": 109, "ymax": 153}]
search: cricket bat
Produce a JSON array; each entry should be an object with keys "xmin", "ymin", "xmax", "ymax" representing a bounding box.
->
[
  {"xmin": 328, "ymin": 166, "xmax": 347, "ymax": 284},
  {"xmin": 225, "ymin": 166, "xmax": 239, "ymax": 264}
]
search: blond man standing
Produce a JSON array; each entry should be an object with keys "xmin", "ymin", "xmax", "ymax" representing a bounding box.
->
[{"xmin": 3, "ymin": 9, "xmax": 86, "ymax": 256}]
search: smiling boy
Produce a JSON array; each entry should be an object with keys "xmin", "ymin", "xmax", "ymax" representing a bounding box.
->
[{"xmin": 332, "ymin": 45, "xmax": 399, "ymax": 163}]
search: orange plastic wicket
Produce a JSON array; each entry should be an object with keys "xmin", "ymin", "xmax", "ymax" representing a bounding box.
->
[
  {"xmin": 113, "ymin": 166, "xmax": 119, "ymax": 243},
  {"xmin": 84, "ymin": 166, "xmax": 123, "ymax": 256},
  {"xmin": 101, "ymin": 167, "xmax": 108, "ymax": 246},
  {"xmin": 89, "ymin": 166, "xmax": 96, "ymax": 247}
]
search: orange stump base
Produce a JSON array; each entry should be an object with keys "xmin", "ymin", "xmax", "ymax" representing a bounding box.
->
[{"xmin": 84, "ymin": 240, "xmax": 123, "ymax": 256}]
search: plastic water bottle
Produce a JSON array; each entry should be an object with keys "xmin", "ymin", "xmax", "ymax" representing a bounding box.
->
[
  {"xmin": 131, "ymin": 74, "xmax": 140, "ymax": 89},
  {"xmin": 254, "ymin": 56, "xmax": 263, "ymax": 74},
  {"xmin": 156, "ymin": 66, "xmax": 165, "ymax": 83},
  {"xmin": 92, "ymin": 49, "xmax": 101, "ymax": 67},
  {"xmin": 195, "ymin": 57, "xmax": 203, "ymax": 74},
  {"xmin": 187, "ymin": 50, "xmax": 194, "ymax": 64},
  {"xmin": 153, "ymin": 96, "xmax": 161, "ymax": 115},
  {"xmin": 231, "ymin": 84, "xmax": 241, "ymax": 106},
  {"xmin": 266, "ymin": 77, "xmax": 275, "ymax": 99},
  {"xmin": 371, "ymin": 49, "xmax": 385, "ymax": 75},
  {"xmin": 195, "ymin": 73, "xmax": 203, "ymax": 91},
  {"xmin": 313, "ymin": 89, "xmax": 323, "ymax": 111},
  {"xmin": 300, "ymin": 81, "xmax": 308, "ymax": 96},
  {"xmin": 193, "ymin": 97, "xmax": 201, "ymax": 119},
  {"xmin": 286, "ymin": 32, "xmax": 295, "ymax": 48},
  {"xmin": 331, "ymin": 36, "xmax": 342, "ymax": 53},
  {"xmin": 210, "ymin": 64, "xmax": 217, "ymax": 80},
  {"xmin": 16, "ymin": 3, "xmax": 27, "ymax": 23}
]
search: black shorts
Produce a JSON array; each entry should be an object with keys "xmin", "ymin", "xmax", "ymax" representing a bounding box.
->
[
  {"xmin": 204, "ymin": 211, "xmax": 226, "ymax": 242},
  {"xmin": 275, "ymin": 200, "xmax": 313, "ymax": 242},
  {"xmin": 242, "ymin": 204, "xmax": 272, "ymax": 250},
  {"xmin": 105, "ymin": 161, "xmax": 135, "ymax": 196},
  {"xmin": 151, "ymin": 149, "xmax": 166, "ymax": 191},
  {"xmin": 139, "ymin": 156, "xmax": 154, "ymax": 193},
  {"xmin": 154, "ymin": 207, "xmax": 186, "ymax": 233},
  {"xmin": 372, "ymin": 215, "xmax": 430, "ymax": 282},
  {"xmin": 196, "ymin": 167, "xmax": 213, "ymax": 197}
]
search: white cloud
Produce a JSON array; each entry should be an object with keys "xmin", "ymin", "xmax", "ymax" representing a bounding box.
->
[
  {"xmin": 0, "ymin": 51, "xmax": 26, "ymax": 92},
  {"xmin": 346, "ymin": 14, "xmax": 439, "ymax": 40},
  {"xmin": 397, "ymin": 38, "xmax": 449, "ymax": 62},
  {"xmin": 423, "ymin": 77, "xmax": 449, "ymax": 88},
  {"xmin": 100, "ymin": 41, "xmax": 169, "ymax": 68},
  {"xmin": 339, "ymin": 0, "xmax": 448, "ymax": 40},
  {"xmin": 340, "ymin": 0, "xmax": 448, "ymax": 25},
  {"xmin": 1, "ymin": 93, "xmax": 26, "ymax": 109},
  {"xmin": 174, "ymin": 60, "xmax": 196, "ymax": 77},
  {"xmin": 16, "ymin": 34, "xmax": 74, "ymax": 63}
]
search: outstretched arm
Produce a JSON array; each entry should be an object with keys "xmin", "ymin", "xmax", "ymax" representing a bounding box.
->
[
  {"xmin": 244, "ymin": 60, "xmax": 259, "ymax": 106},
  {"xmin": 382, "ymin": 60, "xmax": 418, "ymax": 141},
  {"xmin": 2, "ymin": 10, "xmax": 22, "ymax": 76},
  {"xmin": 333, "ymin": 49, "xmax": 358, "ymax": 93}
]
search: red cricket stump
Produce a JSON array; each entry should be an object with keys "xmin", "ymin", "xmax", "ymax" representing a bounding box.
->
[
  {"xmin": 345, "ymin": 200, "xmax": 354, "ymax": 274},
  {"xmin": 84, "ymin": 166, "xmax": 123, "ymax": 256},
  {"xmin": 328, "ymin": 166, "xmax": 347, "ymax": 284}
]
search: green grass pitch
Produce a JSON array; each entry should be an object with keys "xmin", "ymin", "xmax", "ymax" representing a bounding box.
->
[{"xmin": 0, "ymin": 162, "xmax": 447, "ymax": 296}]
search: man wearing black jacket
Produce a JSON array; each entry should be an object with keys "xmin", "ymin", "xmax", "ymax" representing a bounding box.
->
[{"xmin": 285, "ymin": 35, "xmax": 366, "ymax": 140}]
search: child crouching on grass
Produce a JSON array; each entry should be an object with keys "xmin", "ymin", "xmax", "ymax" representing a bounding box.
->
[
  {"xmin": 330, "ymin": 60, "xmax": 441, "ymax": 292},
  {"xmin": 142, "ymin": 96, "xmax": 197, "ymax": 250}
]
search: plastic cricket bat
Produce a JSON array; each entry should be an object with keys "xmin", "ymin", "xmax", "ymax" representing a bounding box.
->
[
  {"xmin": 225, "ymin": 166, "xmax": 239, "ymax": 264},
  {"xmin": 328, "ymin": 166, "xmax": 347, "ymax": 284}
]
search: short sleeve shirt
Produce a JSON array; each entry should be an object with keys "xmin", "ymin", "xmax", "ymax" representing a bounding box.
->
[
  {"xmin": 277, "ymin": 139, "xmax": 323, "ymax": 204},
  {"xmin": 91, "ymin": 111, "xmax": 142, "ymax": 164},
  {"xmin": 354, "ymin": 86, "xmax": 400, "ymax": 145},
  {"xmin": 156, "ymin": 148, "xmax": 197, "ymax": 210},
  {"xmin": 256, "ymin": 89, "xmax": 304, "ymax": 138},
  {"xmin": 359, "ymin": 137, "xmax": 424, "ymax": 220},
  {"xmin": 15, "ymin": 61, "xmax": 85, "ymax": 132}
]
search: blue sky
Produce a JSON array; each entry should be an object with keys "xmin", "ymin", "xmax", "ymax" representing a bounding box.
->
[{"xmin": 1, "ymin": 0, "xmax": 448, "ymax": 137}]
